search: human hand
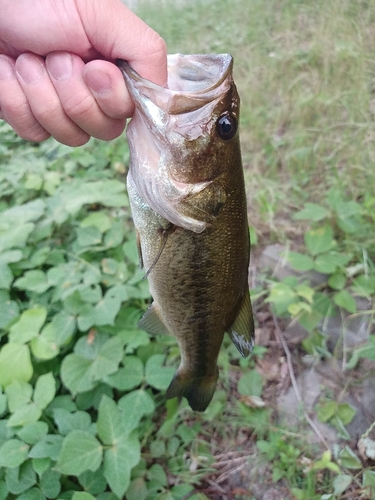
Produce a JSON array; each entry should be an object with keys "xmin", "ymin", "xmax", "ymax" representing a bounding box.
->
[{"xmin": 0, "ymin": 0, "xmax": 167, "ymax": 146}]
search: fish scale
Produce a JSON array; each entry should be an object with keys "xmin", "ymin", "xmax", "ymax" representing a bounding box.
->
[{"xmin": 118, "ymin": 54, "xmax": 254, "ymax": 411}]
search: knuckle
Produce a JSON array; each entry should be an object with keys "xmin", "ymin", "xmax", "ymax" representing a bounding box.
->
[
  {"xmin": 63, "ymin": 92, "xmax": 96, "ymax": 121},
  {"xmin": 146, "ymin": 31, "xmax": 167, "ymax": 60}
]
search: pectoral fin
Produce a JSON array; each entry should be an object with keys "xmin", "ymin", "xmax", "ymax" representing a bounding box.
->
[
  {"xmin": 135, "ymin": 230, "xmax": 143, "ymax": 269},
  {"xmin": 138, "ymin": 303, "xmax": 171, "ymax": 336},
  {"xmin": 143, "ymin": 224, "xmax": 176, "ymax": 279},
  {"xmin": 227, "ymin": 291, "xmax": 254, "ymax": 358}
]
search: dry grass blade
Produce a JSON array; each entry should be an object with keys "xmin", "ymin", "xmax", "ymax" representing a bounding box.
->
[{"xmin": 272, "ymin": 314, "xmax": 330, "ymax": 449}]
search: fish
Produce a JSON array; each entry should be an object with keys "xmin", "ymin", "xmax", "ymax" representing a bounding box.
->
[{"xmin": 117, "ymin": 54, "xmax": 254, "ymax": 412}]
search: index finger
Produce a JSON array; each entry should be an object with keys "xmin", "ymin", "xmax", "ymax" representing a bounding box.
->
[{"xmin": 76, "ymin": 0, "xmax": 168, "ymax": 86}]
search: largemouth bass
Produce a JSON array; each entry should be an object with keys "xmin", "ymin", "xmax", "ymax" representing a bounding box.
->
[{"xmin": 118, "ymin": 54, "xmax": 254, "ymax": 412}]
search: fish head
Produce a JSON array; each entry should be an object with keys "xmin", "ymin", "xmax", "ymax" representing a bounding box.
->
[{"xmin": 118, "ymin": 54, "xmax": 241, "ymax": 232}]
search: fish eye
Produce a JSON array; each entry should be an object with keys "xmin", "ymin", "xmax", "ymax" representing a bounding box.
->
[{"xmin": 216, "ymin": 114, "xmax": 237, "ymax": 140}]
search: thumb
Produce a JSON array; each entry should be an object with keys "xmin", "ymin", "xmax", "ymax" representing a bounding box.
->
[{"xmin": 76, "ymin": 0, "xmax": 167, "ymax": 86}]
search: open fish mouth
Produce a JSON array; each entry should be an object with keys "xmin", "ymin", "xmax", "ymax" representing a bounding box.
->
[
  {"xmin": 117, "ymin": 54, "xmax": 236, "ymax": 233},
  {"xmin": 118, "ymin": 53, "xmax": 233, "ymax": 113}
]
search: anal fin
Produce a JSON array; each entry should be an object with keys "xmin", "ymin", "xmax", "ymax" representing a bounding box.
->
[
  {"xmin": 227, "ymin": 291, "xmax": 255, "ymax": 358},
  {"xmin": 138, "ymin": 303, "xmax": 171, "ymax": 336}
]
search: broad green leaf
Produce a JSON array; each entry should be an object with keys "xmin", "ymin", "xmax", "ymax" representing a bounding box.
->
[
  {"xmin": 91, "ymin": 336, "xmax": 124, "ymax": 380},
  {"xmin": 103, "ymin": 432, "xmax": 141, "ymax": 498},
  {"xmin": 126, "ymin": 477, "xmax": 148, "ymax": 500},
  {"xmin": 94, "ymin": 289, "xmax": 122, "ymax": 326},
  {"xmin": 0, "ymin": 481, "xmax": 8, "ymax": 500},
  {"xmin": 55, "ymin": 430, "xmax": 103, "ymax": 475},
  {"xmin": 314, "ymin": 254, "xmax": 338, "ymax": 274},
  {"xmin": 29, "ymin": 435, "xmax": 63, "ymax": 460},
  {"xmin": 40, "ymin": 469, "xmax": 61, "ymax": 498},
  {"xmin": 30, "ymin": 323, "xmax": 60, "ymax": 360},
  {"xmin": 5, "ymin": 381, "xmax": 33, "ymax": 412},
  {"xmin": 97, "ymin": 395, "xmax": 123, "ymax": 445},
  {"xmin": 333, "ymin": 290, "xmax": 357, "ymax": 313},
  {"xmin": 0, "ymin": 393, "xmax": 6, "ymax": 417},
  {"xmin": 363, "ymin": 470, "xmax": 375, "ymax": 489},
  {"xmin": 338, "ymin": 446, "xmax": 362, "ymax": 469},
  {"xmin": 328, "ymin": 272, "xmax": 346, "ymax": 290},
  {"xmin": 337, "ymin": 403, "xmax": 356, "ymax": 425},
  {"xmin": 33, "ymin": 373, "xmax": 56, "ymax": 410},
  {"xmin": 76, "ymin": 226, "xmax": 102, "ymax": 248},
  {"xmin": 265, "ymin": 282, "xmax": 296, "ymax": 316},
  {"xmin": 0, "ymin": 263, "xmax": 13, "ymax": 289},
  {"xmin": 106, "ymin": 356, "xmax": 144, "ymax": 391},
  {"xmin": 316, "ymin": 400, "xmax": 336, "ymax": 422},
  {"xmin": 7, "ymin": 403, "xmax": 42, "ymax": 427},
  {"xmin": 61, "ymin": 354, "xmax": 96, "ymax": 395},
  {"xmin": 101, "ymin": 258, "xmax": 118, "ymax": 275},
  {"xmin": 352, "ymin": 275, "xmax": 375, "ymax": 298},
  {"xmin": 0, "ymin": 343, "xmax": 33, "ymax": 387},
  {"xmin": 58, "ymin": 179, "xmax": 128, "ymax": 215},
  {"xmin": 148, "ymin": 463, "xmax": 168, "ymax": 486},
  {"xmin": 150, "ymin": 440, "xmax": 166, "ymax": 458},
  {"xmin": 17, "ymin": 487, "xmax": 45, "ymax": 500},
  {"xmin": 295, "ymin": 284, "xmax": 315, "ymax": 303},
  {"xmin": 31, "ymin": 457, "xmax": 52, "ymax": 476},
  {"xmin": 0, "ymin": 439, "xmax": 29, "ymax": 467},
  {"xmin": 75, "ymin": 384, "xmax": 113, "ymax": 412},
  {"xmin": 0, "ymin": 292, "xmax": 19, "ymax": 328},
  {"xmin": 52, "ymin": 310, "xmax": 76, "ymax": 345},
  {"xmin": 53, "ymin": 409, "xmax": 92, "ymax": 436},
  {"xmin": 79, "ymin": 469, "xmax": 107, "ymax": 495},
  {"xmin": 17, "ymin": 422, "xmax": 49, "ymax": 445},
  {"xmin": 77, "ymin": 303, "xmax": 96, "ymax": 331},
  {"xmin": 5, "ymin": 461, "xmax": 36, "ymax": 495},
  {"xmin": 304, "ymin": 225, "xmax": 334, "ymax": 256},
  {"xmin": 14, "ymin": 270, "xmax": 50, "ymax": 293},
  {"xmin": 72, "ymin": 492, "xmax": 96, "ymax": 500},
  {"xmin": 118, "ymin": 390, "xmax": 155, "ymax": 434},
  {"xmin": 120, "ymin": 329, "xmax": 150, "ymax": 353},
  {"xmin": 0, "ymin": 223, "xmax": 34, "ymax": 252},
  {"xmin": 293, "ymin": 203, "xmax": 329, "ymax": 221},
  {"xmin": 145, "ymin": 355, "xmax": 175, "ymax": 390},
  {"xmin": 81, "ymin": 212, "xmax": 112, "ymax": 232},
  {"xmin": 333, "ymin": 474, "xmax": 352, "ymax": 495},
  {"xmin": 238, "ymin": 369, "xmax": 263, "ymax": 397},
  {"xmin": 287, "ymin": 252, "xmax": 314, "ymax": 271},
  {"xmin": 0, "ymin": 249, "xmax": 23, "ymax": 264},
  {"xmin": 9, "ymin": 306, "xmax": 47, "ymax": 343},
  {"xmin": 79, "ymin": 284, "xmax": 102, "ymax": 303},
  {"xmin": 0, "ymin": 199, "xmax": 45, "ymax": 225}
]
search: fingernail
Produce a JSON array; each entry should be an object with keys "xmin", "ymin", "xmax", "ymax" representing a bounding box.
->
[
  {"xmin": 47, "ymin": 52, "xmax": 73, "ymax": 81},
  {"xmin": 16, "ymin": 54, "xmax": 45, "ymax": 84},
  {"xmin": 0, "ymin": 55, "xmax": 15, "ymax": 80},
  {"xmin": 85, "ymin": 69, "xmax": 112, "ymax": 95}
]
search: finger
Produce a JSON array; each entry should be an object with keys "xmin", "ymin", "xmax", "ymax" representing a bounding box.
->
[
  {"xmin": 76, "ymin": 0, "xmax": 168, "ymax": 86},
  {"xmin": 46, "ymin": 51, "xmax": 126, "ymax": 141},
  {"xmin": 15, "ymin": 53, "xmax": 90, "ymax": 146},
  {"xmin": 0, "ymin": 54, "xmax": 50, "ymax": 142},
  {"xmin": 83, "ymin": 59, "xmax": 134, "ymax": 119}
]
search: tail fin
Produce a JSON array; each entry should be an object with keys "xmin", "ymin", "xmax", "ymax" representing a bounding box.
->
[{"xmin": 166, "ymin": 369, "xmax": 219, "ymax": 412}]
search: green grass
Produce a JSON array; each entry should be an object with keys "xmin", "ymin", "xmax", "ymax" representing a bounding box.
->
[{"xmin": 138, "ymin": 0, "xmax": 375, "ymax": 232}]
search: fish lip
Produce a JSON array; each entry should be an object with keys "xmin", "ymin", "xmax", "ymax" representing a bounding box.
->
[{"xmin": 116, "ymin": 53, "xmax": 233, "ymax": 114}]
